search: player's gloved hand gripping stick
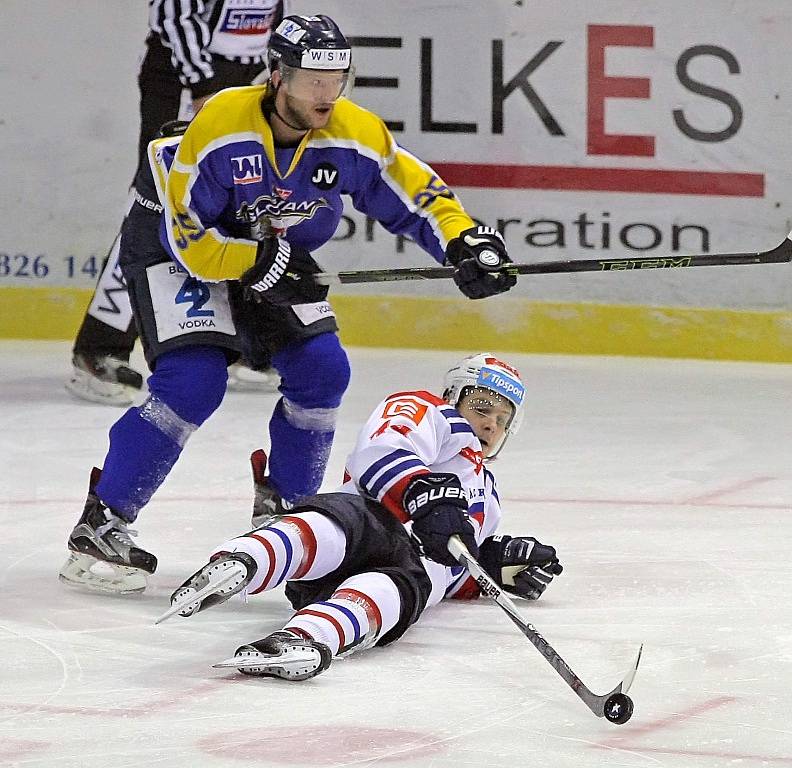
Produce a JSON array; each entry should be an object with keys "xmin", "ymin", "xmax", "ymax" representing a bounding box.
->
[
  {"xmin": 478, "ymin": 534, "xmax": 563, "ymax": 600},
  {"xmin": 448, "ymin": 535, "xmax": 642, "ymax": 724},
  {"xmin": 241, "ymin": 236, "xmax": 329, "ymax": 305},
  {"xmin": 443, "ymin": 226, "xmax": 517, "ymax": 299},
  {"xmin": 403, "ymin": 473, "xmax": 478, "ymax": 566}
]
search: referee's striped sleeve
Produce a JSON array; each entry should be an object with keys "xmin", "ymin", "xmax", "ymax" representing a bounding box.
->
[{"xmin": 149, "ymin": 0, "xmax": 214, "ymax": 87}]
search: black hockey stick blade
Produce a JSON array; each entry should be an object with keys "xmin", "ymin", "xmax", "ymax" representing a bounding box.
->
[
  {"xmin": 316, "ymin": 231, "xmax": 792, "ymax": 285},
  {"xmin": 448, "ymin": 535, "xmax": 642, "ymax": 722}
]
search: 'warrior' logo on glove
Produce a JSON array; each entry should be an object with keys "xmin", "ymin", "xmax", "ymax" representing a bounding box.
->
[{"xmin": 249, "ymin": 240, "xmax": 291, "ymax": 293}]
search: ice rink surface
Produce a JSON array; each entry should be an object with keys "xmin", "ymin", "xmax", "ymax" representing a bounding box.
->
[{"xmin": 1, "ymin": 340, "xmax": 791, "ymax": 767}]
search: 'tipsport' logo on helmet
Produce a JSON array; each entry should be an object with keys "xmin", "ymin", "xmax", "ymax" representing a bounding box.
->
[{"xmin": 477, "ymin": 367, "xmax": 525, "ymax": 406}]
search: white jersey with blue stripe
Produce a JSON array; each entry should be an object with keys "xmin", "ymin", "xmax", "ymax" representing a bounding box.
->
[{"xmin": 338, "ymin": 389, "xmax": 503, "ymax": 606}]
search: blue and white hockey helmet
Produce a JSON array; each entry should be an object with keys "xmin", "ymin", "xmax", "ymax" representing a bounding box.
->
[{"xmin": 443, "ymin": 353, "xmax": 526, "ymax": 436}]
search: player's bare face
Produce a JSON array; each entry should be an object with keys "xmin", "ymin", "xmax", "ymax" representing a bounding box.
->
[{"xmin": 457, "ymin": 389, "xmax": 514, "ymax": 457}]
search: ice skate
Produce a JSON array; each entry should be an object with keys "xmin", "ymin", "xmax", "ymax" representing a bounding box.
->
[
  {"xmin": 65, "ymin": 353, "xmax": 144, "ymax": 406},
  {"xmin": 59, "ymin": 468, "xmax": 157, "ymax": 594},
  {"xmin": 251, "ymin": 449, "xmax": 293, "ymax": 528},
  {"xmin": 213, "ymin": 631, "xmax": 332, "ymax": 680},
  {"xmin": 157, "ymin": 551, "xmax": 257, "ymax": 623},
  {"xmin": 226, "ymin": 362, "xmax": 280, "ymax": 393}
]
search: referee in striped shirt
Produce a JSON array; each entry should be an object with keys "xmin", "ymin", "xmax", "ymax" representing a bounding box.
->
[{"xmin": 67, "ymin": 0, "xmax": 287, "ymax": 406}]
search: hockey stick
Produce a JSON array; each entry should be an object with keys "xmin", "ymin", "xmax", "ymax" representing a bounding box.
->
[
  {"xmin": 317, "ymin": 232, "xmax": 792, "ymax": 285},
  {"xmin": 448, "ymin": 535, "xmax": 642, "ymax": 724}
]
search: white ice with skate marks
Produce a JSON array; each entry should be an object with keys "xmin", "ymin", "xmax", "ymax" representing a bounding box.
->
[{"xmin": 1, "ymin": 340, "xmax": 792, "ymax": 766}]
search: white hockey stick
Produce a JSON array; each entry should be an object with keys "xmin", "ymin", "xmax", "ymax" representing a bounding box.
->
[{"xmin": 448, "ymin": 535, "xmax": 642, "ymax": 724}]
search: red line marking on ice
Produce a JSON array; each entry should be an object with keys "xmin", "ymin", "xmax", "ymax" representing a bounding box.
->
[
  {"xmin": 0, "ymin": 739, "xmax": 51, "ymax": 761},
  {"xmin": 501, "ymin": 495, "xmax": 791, "ymax": 511},
  {"xmin": 0, "ymin": 680, "xmax": 223, "ymax": 718},
  {"xmin": 431, "ymin": 162, "xmax": 765, "ymax": 197},
  {"xmin": 198, "ymin": 725, "xmax": 445, "ymax": 764},
  {"xmin": 678, "ymin": 475, "xmax": 776, "ymax": 505},
  {"xmin": 8, "ymin": 493, "xmax": 792, "ymax": 511},
  {"xmin": 4, "ymin": 495, "xmax": 251, "ymax": 507},
  {"xmin": 623, "ymin": 747, "xmax": 792, "ymax": 764},
  {"xmin": 600, "ymin": 695, "xmax": 737, "ymax": 743},
  {"xmin": 592, "ymin": 696, "xmax": 792, "ymax": 763}
]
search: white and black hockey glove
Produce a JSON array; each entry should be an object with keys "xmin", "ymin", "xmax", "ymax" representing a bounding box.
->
[
  {"xmin": 478, "ymin": 535, "xmax": 563, "ymax": 600},
  {"xmin": 403, "ymin": 473, "xmax": 478, "ymax": 567},
  {"xmin": 444, "ymin": 225, "xmax": 517, "ymax": 299},
  {"xmin": 240, "ymin": 236, "xmax": 328, "ymax": 306}
]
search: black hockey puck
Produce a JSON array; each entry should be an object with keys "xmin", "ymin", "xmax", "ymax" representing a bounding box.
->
[{"xmin": 603, "ymin": 693, "xmax": 634, "ymax": 724}]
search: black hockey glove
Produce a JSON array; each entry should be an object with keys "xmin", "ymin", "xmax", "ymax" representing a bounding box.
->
[
  {"xmin": 444, "ymin": 225, "xmax": 517, "ymax": 299},
  {"xmin": 403, "ymin": 473, "xmax": 478, "ymax": 567},
  {"xmin": 240, "ymin": 237, "xmax": 328, "ymax": 306},
  {"xmin": 478, "ymin": 535, "xmax": 563, "ymax": 600}
]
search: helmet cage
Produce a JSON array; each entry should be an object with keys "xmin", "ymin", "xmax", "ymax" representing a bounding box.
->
[{"xmin": 443, "ymin": 354, "xmax": 526, "ymax": 457}]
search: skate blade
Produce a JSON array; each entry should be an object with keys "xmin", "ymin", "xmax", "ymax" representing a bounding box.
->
[
  {"xmin": 65, "ymin": 370, "xmax": 136, "ymax": 407},
  {"xmin": 155, "ymin": 568, "xmax": 243, "ymax": 625},
  {"xmin": 227, "ymin": 369, "xmax": 280, "ymax": 393},
  {"xmin": 59, "ymin": 552, "xmax": 148, "ymax": 594},
  {"xmin": 212, "ymin": 650, "xmax": 319, "ymax": 669}
]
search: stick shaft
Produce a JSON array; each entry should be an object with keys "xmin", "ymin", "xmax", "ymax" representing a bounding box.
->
[
  {"xmin": 447, "ymin": 536, "xmax": 639, "ymax": 718},
  {"xmin": 317, "ymin": 235, "xmax": 792, "ymax": 285}
]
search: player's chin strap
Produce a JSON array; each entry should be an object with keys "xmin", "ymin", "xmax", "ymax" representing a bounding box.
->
[
  {"xmin": 474, "ymin": 429, "xmax": 509, "ymax": 463},
  {"xmin": 483, "ymin": 434, "xmax": 508, "ymax": 462}
]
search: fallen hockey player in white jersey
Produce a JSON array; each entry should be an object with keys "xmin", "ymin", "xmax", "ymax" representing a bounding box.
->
[{"xmin": 160, "ymin": 353, "xmax": 562, "ymax": 680}]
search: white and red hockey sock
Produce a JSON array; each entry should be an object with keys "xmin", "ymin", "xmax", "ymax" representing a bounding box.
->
[
  {"xmin": 212, "ymin": 512, "xmax": 346, "ymax": 594},
  {"xmin": 284, "ymin": 572, "xmax": 401, "ymax": 657}
]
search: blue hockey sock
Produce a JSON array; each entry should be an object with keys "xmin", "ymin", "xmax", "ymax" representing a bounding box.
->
[
  {"xmin": 96, "ymin": 407, "xmax": 185, "ymax": 520},
  {"xmin": 96, "ymin": 346, "xmax": 228, "ymax": 520},
  {"xmin": 267, "ymin": 399, "xmax": 334, "ymax": 501},
  {"xmin": 267, "ymin": 334, "xmax": 350, "ymax": 502}
]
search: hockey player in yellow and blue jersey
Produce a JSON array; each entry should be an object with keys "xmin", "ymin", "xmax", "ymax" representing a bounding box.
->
[{"xmin": 59, "ymin": 14, "xmax": 518, "ymax": 595}]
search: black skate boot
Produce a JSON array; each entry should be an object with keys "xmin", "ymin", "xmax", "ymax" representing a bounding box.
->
[
  {"xmin": 65, "ymin": 353, "xmax": 144, "ymax": 407},
  {"xmin": 213, "ymin": 630, "xmax": 332, "ymax": 681},
  {"xmin": 251, "ymin": 449, "xmax": 293, "ymax": 528},
  {"xmin": 59, "ymin": 468, "xmax": 157, "ymax": 594},
  {"xmin": 158, "ymin": 551, "xmax": 257, "ymax": 623}
]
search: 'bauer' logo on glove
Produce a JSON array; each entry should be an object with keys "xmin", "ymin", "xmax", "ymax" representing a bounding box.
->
[
  {"xmin": 404, "ymin": 483, "xmax": 466, "ymax": 515},
  {"xmin": 402, "ymin": 473, "xmax": 478, "ymax": 566}
]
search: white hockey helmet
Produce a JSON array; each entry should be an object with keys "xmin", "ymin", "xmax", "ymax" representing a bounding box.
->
[{"xmin": 443, "ymin": 353, "xmax": 526, "ymax": 448}]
